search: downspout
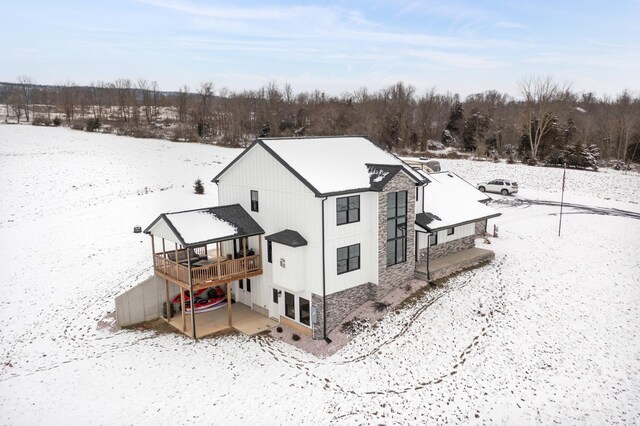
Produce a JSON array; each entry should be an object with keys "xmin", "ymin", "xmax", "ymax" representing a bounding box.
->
[{"xmin": 321, "ymin": 196, "xmax": 331, "ymax": 343}]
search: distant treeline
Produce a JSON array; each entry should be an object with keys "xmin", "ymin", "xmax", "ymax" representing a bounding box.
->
[{"xmin": 1, "ymin": 76, "xmax": 638, "ymax": 164}]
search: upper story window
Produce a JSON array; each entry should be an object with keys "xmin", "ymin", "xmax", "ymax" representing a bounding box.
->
[
  {"xmin": 447, "ymin": 227, "xmax": 454, "ymax": 236},
  {"xmin": 387, "ymin": 191, "xmax": 407, "ymax": 266},
  {"xmin": 250, "ymin": 190, "xmax": 259, "ymax": 212},
  {"xmin": 337, "ymin": 244, "xmax": 360, "ymax": 275},
  {"xmin": 337, "ymin": 195, "xmax": 360, "ymax": 225}
]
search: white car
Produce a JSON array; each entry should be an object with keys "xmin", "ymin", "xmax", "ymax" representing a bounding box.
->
[{"xmin": 477, "ymin": 179, "xmax": 519, "ymax": 195}]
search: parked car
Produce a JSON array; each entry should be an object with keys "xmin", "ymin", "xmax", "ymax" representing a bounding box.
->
[{"xmin": 477, "ymin": 179, "xmax": 519, "ymax": 195}]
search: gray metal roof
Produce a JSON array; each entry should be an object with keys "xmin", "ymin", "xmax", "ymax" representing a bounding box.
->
[
  {"xmin": 265, "ymin": 229, "xmax": 308, "ymax": 247},
  {"xmin": 144, "ymin": 204, "xmax": 264, "ymax": 247}
]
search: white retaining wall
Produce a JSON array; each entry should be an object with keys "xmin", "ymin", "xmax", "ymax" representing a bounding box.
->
[{"xmin": 115, "ymin": 275, "xmax": 180, "ymax": 327}]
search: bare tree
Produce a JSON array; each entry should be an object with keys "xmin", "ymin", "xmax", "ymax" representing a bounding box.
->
[
  {"xmin": 16, "ymin": 75, "xmax": 34, "ymax": 122},
  {"xmin": 518, "ymin": 76, "xmax": 571, "ymax": 160},
  {"xmin": 58, "ymin": 81, "xmax": 77, "ymax": 123},
  {"xmin": 176, "ymin": 85, "xmax": 189, "ymax": 123}
]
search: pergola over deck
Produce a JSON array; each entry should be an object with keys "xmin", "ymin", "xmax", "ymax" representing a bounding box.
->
[{"xmin": 144, "ymin": 204, "xmax": 265, "ymax": 338}]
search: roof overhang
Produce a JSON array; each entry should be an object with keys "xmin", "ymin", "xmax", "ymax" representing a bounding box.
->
[{"xmin": 265, "ymin": 229, "xmax": 308, "ymax": 247}]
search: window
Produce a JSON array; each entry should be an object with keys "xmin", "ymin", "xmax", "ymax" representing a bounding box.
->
[
  {"xmin": 239, "ymin": 279, "xmax": 243, "ymax": 290},
  {"xmin": 336, "ymin": 195, "xmax": 360, "ymax": 225},
  {"xmin": 267, "ymin": 240, "xmax": 272, "ymax": 263},
  {"xmin": 429, "ymin": 233, "xmax": 438, "ymax": 246},
  {"xmin": 387, "ymin": 191, "xmax": 407, "ymax": 266},
  {"xmin": 272, "ymin": 289, "xmax": 279, "ymax": 304},
  {"xmin": 299, "ymin": 297, "xmax": 310, "ymax": 326},
  {"xmin": 250, "ymin": 190, "xmax": 259, "ymax": 212},
  {"xmin": 285, "ymin": 292, "xmax": 295, "ymax": 319},
  {"xmin": 246, "ymin": 278, "xmax": 251, "ymax": 293},
  {"xmin": 337, "ymin": 244, "xmax": 360, "ymax": 275},
  {"xmin": 447, "ymin": 227, "xmax": 454, "ymax": 236}
]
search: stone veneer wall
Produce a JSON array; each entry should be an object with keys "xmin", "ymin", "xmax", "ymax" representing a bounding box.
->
[
  {"xmin": 475, "ymin": 219, "xmax": 487, "ymax": 237},
  {"xmin": 418, "ymin": 235, "xmax": 475, "ymax": 261},
  {"xmin": 374, "ymin": 172, "xmax": 416, "ymax": 300},
  {"xmin": 311, "ymin": 282, "xmax": 372, "ymax": 339}
]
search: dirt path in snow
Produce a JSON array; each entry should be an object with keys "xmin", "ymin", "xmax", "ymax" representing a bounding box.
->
[{"xmin": 493, "ymin": 197, "xmax": 640, "ymax": 219}]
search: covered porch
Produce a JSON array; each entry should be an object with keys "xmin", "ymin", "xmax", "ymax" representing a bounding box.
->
[{"xmin": 144, "ymin": 205, "xmax": 268, "ymax": 339}]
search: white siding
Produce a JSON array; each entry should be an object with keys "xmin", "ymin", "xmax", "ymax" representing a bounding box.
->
[
  {"xmin": 217, "ymin": 144, "xmax": 322, "ymax": 309},
  {"xmin": 272, "ymin": 244, "xmax": 307, "ymax": 292},
  {"xmin": 417, "ymin": 222, "xmax": 476, "ymax": 249},
  {"xmin": 323, "ymin": 192, "xmax": 379, "ymax": 293}
]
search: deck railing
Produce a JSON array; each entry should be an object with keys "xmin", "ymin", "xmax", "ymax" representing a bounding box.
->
[{"xmin": 153, "ymin": 253, "xmax": 261, "ymax": 286}]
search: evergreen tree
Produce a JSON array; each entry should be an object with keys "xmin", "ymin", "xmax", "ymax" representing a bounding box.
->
[
  {"xmin": 193, "ymin": 178, "xmax": 204, "ymax": 195},
  {"xmin": 442, "ymin": 101, "xmax": 464, "ymax": 145}
]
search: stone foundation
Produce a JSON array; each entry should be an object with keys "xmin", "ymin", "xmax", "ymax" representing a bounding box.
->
[
  {"xmin": 418, "ymin": 235, "xmax": 475, "ymax": 261},
  {"xmin": 311, "ymin": 282, "xmax": 373, "ymax": 339}
]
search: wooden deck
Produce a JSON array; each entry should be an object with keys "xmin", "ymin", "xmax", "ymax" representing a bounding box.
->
[
  {"xmin": 153, "ymin": 253, "xmax": 262, "ymax": 290},
  {"xmin": 168, "ymin": 302, "xmax": 278, "ymax": 338}
]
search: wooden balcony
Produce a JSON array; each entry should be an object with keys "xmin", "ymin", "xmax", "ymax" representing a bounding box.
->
[{"xmin": 153, "ymin": 252, "xmax": 262, "ymax": 291}]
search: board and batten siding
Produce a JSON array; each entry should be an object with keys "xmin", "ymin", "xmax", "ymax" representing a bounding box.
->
[
  {"xmin": 417, "ymin": 222, "xmax": 476, "ymax": 250},
  {"xmin": 217, "ymin": 144, "xmax": 323, "ymax": 310},
  {"xmin": 323, "ymin": 191, "xmax": 379, "ymax": 294}
]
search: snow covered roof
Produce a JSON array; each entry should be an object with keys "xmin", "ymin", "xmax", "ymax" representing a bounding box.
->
[
  {"xmin": 427, "ymin": 171, "xmax": 491, "ymax": 203},
  {"xmin": 213, "ymin": 136, "xmax": 425, "ymax": 196},
  {"xmin": 265, "ymin": 229, "xmax": 308, "ymax": 247},
  {"xmin": 144, "ymin": 204, "xmax": 264, "ymax": 247},
  {"xmin": 420, "ymin": 173, "xmax": 500, "ymax": 231}
]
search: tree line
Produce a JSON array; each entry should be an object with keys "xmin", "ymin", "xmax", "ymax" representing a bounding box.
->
[{"xmin": 1, "ymin": 76, "xmax": 638, "ymax": 164}]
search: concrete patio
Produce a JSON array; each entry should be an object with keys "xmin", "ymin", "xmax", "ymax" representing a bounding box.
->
[{"xmin": 415, "ymin": 247, "xmax": 495, "ymax": 281}]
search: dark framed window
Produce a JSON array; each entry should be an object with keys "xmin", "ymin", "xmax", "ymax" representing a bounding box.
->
[
  {"xmin": 267, "ymin": 240, "xmax": 272, "ymax": 263},
  {"xmin": 447, "ymin": 227, "xmax": 454, "ymax": 236},
  {"xmin": 387, "ymin": 191, "xmax": 407, "ymax": 266},
  {"xmin": 336, "ymin": 195, "xmax": 360, "ymax": 225},
  {"xmin": 246, "ymin": 278, "xmax": 251, "ymax": 293},
  {"xmin": 337, "ymin": 244, "xmax": 360, "ymax": 275},
  {"xmin": 272, "ymin": 289, "xmax": 279, "ymax": 304},
  {"xmin": 250, "ymin": 190, "xmax": 259, "ymax": 212},
  {"xmin": 429, "ymin": 233, "xmax": 438, "ymax": 246},
  {"xmin": 285, "ymin": 292, "xmax": 295, "ymax": 319},
  {"xmin": 299, "ymin": 297, "xmax": 310, "ymax": 326},
  {"xmin": 239, "ymin": 279, "xmax": 243, "ymax": 290}
]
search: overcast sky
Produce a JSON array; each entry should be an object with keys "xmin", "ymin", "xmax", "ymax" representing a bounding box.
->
[{"xmin": 2, "ymin": 0, "xmax": 639, "ymax": 98}]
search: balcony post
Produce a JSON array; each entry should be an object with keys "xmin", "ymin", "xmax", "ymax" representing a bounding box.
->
[
  {"xmin": 227, "ymin": 282, "xmax": 232, "ymax": 326},
  {"xmin": 162, "ymin": 238, "xmax": 167, "ymax": 274},
  {"xmin": 216, "ymin": 242, "xmax": 222, "ymax": 279},
  {"xmin": 187, "ymin": 254, "xmax": 197, "ymax": 340},
  {"xmin": 151, "ymin": 235, "xmax": 156, "ymax": 269},
  {"xmin": 242, "ymin": 237, "xmax": 247, "ymax": 273}
]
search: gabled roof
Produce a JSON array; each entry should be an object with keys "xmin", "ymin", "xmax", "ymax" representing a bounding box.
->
[
  {"xmin": 213, "ymin": 136, "xmax": 425, "ymax": 197},
  {"xmin": 419, "ymin": 172, "xmax": 501, "ymax": 232},
  {"xmin": 265, "ymin": 229, "xmax": 308, "ymax": 247},
  {"xmin": 144, "ymin": 204, "xmax": 264, "ymax": 247}
]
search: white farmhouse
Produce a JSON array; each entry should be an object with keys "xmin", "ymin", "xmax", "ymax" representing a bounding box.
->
[{"xmin": 121, "ymin": 136, "xmax": 500, "ymax": 340}]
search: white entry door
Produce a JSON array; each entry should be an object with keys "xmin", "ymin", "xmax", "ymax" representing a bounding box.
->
[{"xmin": 235, "ymin": 279, "xmax": 252, "ymax": 306}]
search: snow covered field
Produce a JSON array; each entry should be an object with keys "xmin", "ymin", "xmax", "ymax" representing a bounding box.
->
[{"xmin": 1, "ymin": 125, "xmax": 639, "ymax": 424}]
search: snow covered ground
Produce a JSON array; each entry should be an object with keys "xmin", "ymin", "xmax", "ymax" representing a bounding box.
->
[{"xmin": 1, "ymin": 125, "xmax": 639, "ymax": 424}]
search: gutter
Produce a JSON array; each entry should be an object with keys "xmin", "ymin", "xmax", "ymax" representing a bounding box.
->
[{"xmin": 321, "ymin": 196, "xmax": 331, "ymax": 343}]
